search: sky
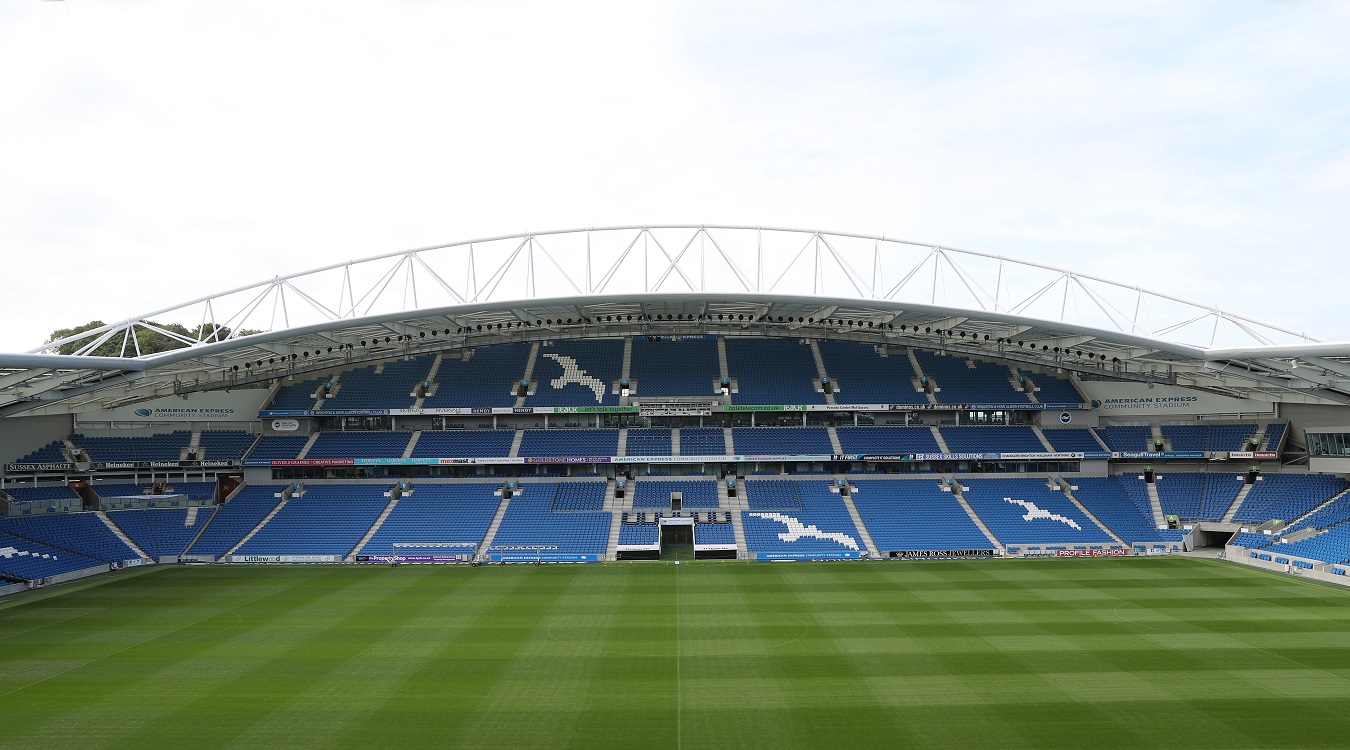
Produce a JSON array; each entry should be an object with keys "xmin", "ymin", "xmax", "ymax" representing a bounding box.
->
[{"xmin": 1, "ymin": 0, "xmax": 1348, "ymax": 352}]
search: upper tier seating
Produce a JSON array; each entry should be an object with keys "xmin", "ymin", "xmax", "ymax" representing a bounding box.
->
[
  {"xmin": 490, "ymin": 482, "xmax": 610, "ymax": 556},
  {"xmin": 198, "ymin": 430, "xmax": 257, "ymax": 461},
  {"xmin": 835, "ymin": 427, "xmax": 941, "ymax": 455},
  {"xmin": 630, "ymin": 336, "xmax": 719, "ymax": 397},
  {"xmin": 187, "ymin": 486, "xmax": 283, "ymax": 556},
  {"xmin": 959, "ymin": 478, "xmax": 1115, "ymax": 544},
  {"xmin": 15, "ymin": 441, "xmax": 66, "ymax": 463},
  {"xmin": 517, "ymin": 429, "xmax": 619, "ymax": 458},
  {"xmin": 741, "ymin": 481, "xmax": 866, "ymax": 556},
  {"xmin": 268, "ymin": 377, "xmax": 326, "ymax": 410},
  {"xmin": 0, "ymin": 531, "xmax": 103, "ymax": 580},
  {"xmin": 527, "ymin": 339, "xmax": 623, "ymax": 406},
  {"xmin": 236, "ymin": 485, "xmax": 391, "ymax": 556},
  {"xmin": 320, "ymin": 355, "xmax": 433, "ymax": 410},
  {"xmin": 359, "ymin": 484, "xmax": 502, "ymax": 555},
  {"xmin": 1152, "ymin": 472, "xmax": 1243, "ymax": 521},
  {"xmin": 725, "ymin": 338, "xmax": 826, "ymax": 405},
  {"xmin": 816, "ymin": 340, "xmax": 927, "ymax": 405},
  {"xmin": 422, "ymin": 343, "xmax": 531, "ymax": 408},
  {"xmin": 0, "ymin": 513, "xmax": 139, "ymax": 563},
  {"xmin": 694, "ymin": 523, "xmax": 735, "ymax": 545},
  {"xmin": 939, "ymin": 426, "xmax": 1044, "ymax": 453},
  {"xmin": 1017, "ymin": 370, "xmax": 1083, "ymax": 404},
  {"xmin": 409, "ymin": 430, "xmax": 514, "ymax": 458},
  {"xmin": 625, "ymin": 428, "xmax": 673, "ymax": 456},
  {"xmin": 632, "ymin": 480, "xmax": 719, "ymax": 509},
  {"xmin": 1096, "ymin": 426, "xmax": 1151, "ymax": 452},
  {"xmin": 108, "ymin": 507, "xmax": 211, "ymax": 557},
  {"xmin": 850, "ymin": 479, "xmax": 994, "ymax": 551},
  {"xmin": 1161, "ymin": 424, "xmax": 1256, "ymax": 452},
  {"xmin": 731, "ymin": 427, "xmax": 832, "ymax": 455},
  {"xmin": 679, "ymin": 428, "xmax": 726, "ymax": 455},
  {"xmin": 71, "ymin": 431, "xmax": 191, "ymax": 462},
  {"xmin": 244, "ymin": 435, "xmax": 311, "ymax": 461},
  {"xmin": 5, "ymin": 485, "xmax": 79, "ymax": 503},
  {"xmin": 1263, "ymin": 424, "xmax": 1287, "ymax": 451},
  {"xmin": 1042, "ymin": 429, "xmax": 1104, "ymax": 453},
  {"xmin": 306, "ymin": 431, "xmax": 413, "ymax": 459},
  {"xmin": 1232, "ymin": 474, "xmax": 1350, "ymax": 524},
  {"xmin": 913, "ymin": 350, "xmax": 1030, "ymax": 405},
  {"xmin": 1069, "ymin": 477, "xmax": 1167, "ymax": 543}
]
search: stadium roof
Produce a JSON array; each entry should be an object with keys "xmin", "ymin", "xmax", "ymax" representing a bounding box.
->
[{"xmin": 2, "ymin": 225, "xmax": 1349, "ymax": 417}]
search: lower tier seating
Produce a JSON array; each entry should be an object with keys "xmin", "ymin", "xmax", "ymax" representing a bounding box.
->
[
  {"xmin": 959, "ymin": 478, "xmax": 1115, "ymax": 545},
  {"xmin": 849, "ymin": 479, "xmax": 994, "ymax": 551},
  {"xmin": 741, "ymin": 481, "xmax": 865, "ymax": 556}
]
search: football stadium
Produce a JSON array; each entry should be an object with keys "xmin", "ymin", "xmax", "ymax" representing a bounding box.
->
[{"xmin": 3, "ymin": 226, "xmax": 1350, "ymax": 748}]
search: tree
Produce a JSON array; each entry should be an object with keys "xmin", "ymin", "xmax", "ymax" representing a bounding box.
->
[{"xmin": 45, "ymin": 320, "xmax": 261, "ymax": 357}]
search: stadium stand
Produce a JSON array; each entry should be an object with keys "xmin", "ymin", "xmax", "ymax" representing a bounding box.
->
[
  {"xmin": 4, "ymin": 485, "xmax": 79, "ymax": 503},
  {"xmin": 517, "ymin": 429, "xmax": 619, "ymax": 458},
  {"xmin": 186, "ymin": 486, "xmax": 283, "ymax": 557},
  {"xmin": 551, "ymin": 482, "xmax": 607, "ymax": 511},
  {"xmin": 422, "ymin": 343, "xmax": 530, "ymax": 408},
  {"xmin": 629, "ymin": 336, "xmax": 720, "ymax": 397},
  {"xmin": 305, "ymin": 431, "xmax": 413, "ymax": 459},
  {"xmin": 489, "ymin": 482, "xmax": 610, "ymax": 556},
  {"xmin": 849, "ymin": 479, "xmax": 994, "ymax": 551},
  {"xmin": 235, "ymin": 485, "xmax": 390, "ymax": 556},
  {"xmin": 107, "ymin": 507, "xmax": 211, "ymax": 558},
  {"xmin": 1264, "ymin": 525, "xmax": 1350, "ymax": 565},
  {"xmin": 678, "ymin": 428, "xmax": 726, "ymax": 455},
  {"xmin": 694, "ymin": 523, "xmax": 735, "ymax": 545},
  {"xmin": 625, "ymin": 428, "xmax": 673, "ymax": 456},
  {"xmin": 1017, "ymin": 370, "xmax": 1083, "ymax": 404},
  {"xmin": 939, "ymin": 426, "xmax": 1044, "ymax": 453},
  {"xmin": 527, "ymin": 339, "xmax": 622, "ymax": 406},
  {"xmin": 0, "ymin": 531, "xmax": 103, "ymax": 580},
  {"xmin": 816, "ymin": 340, "xmax": 927, "ymax": 405},
  {"xmin": 1263, "ymin": 423, "xmax": 1287, "ymax": 451},
  {"xmin": 632, "ymin": 479, "xmax": 719, "ymax": 509},
  {"xmin": 741, "ymin": 480, "xmax": 866, "ymax": 556},
  {"xmin": 1230, "ymin": 532, "xmax": 1273, "ymax": 549},
  {"xmin": 959, "ymin": 478, "xmax": 1115, "ymax": 545},
  {"xmin": 0, "ymin": 513, "xmax": 138, "ymax": 563},
  {"xmin": 1096, "ymin": 426, "xmax": 1151, "ymax": 452},
  {"xmin": 618, "ymin": 523, "xmax": 659, "ymax": 546},
  {"xmin": 197, "ymin": 430, "xmax": 257, "ymax": 461},
  {"xmin": 267, "ymin": 377, "xmax": 326, "ymax": 410},
  {"xmin": 1232, "ymin": 474, "xmax": 1350, "ymax": 524},
  {"xmin": 913, "ymin": 350, "xmax": 1030, "ymax": 405},
  {"xmin": 835, "ymin": 426, "xmax": 941, "ymax": 455},
  {"xmin": 358, "ymin": 484, "xmax": 501, "ymax": 556},
  {"xmin": 409, "ymin": 429, "xmax": 514, "ymax": 458},
  {"xmin": 71, "ymin": 431, "xmax": 191, "ymax": 462},
  {"xmin": 320, "ymin": 355, "xmax": 433, "ymax": 410},
  {"xmin": 1042, "ymin": 428, "xmax": 1105, "ymax": 453},
  {"xmin": 244, "ymin": 435, "xmax": 310, "ymax": 461},
  {"xmin": 1161, "ymin": 424, "xmax": 1256, "ymax": 452},
  {"xmin": 14, "ymin": 441, "xmax": 66, "ymax": 463},
  {"xmin": 1069, "ymin": 477, "xmax": 1168, "ymax": 543},
  {"xmin": 725, "ymin": 338, "xmax": 826, "ymax": 404},
  {"xmin": 731, "ymin": 427, "xmax": 832, "ymax": 455}
]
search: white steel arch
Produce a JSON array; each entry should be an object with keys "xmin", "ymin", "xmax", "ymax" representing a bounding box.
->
[{"xmin": 33, "ymin": 225, "xmax": 1320, "ymax": 357}]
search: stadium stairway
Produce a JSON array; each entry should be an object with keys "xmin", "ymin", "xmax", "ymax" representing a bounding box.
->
[
  {"xmin": 1146, "ymin": 482, "xmax": 1166, "ymax": 528},
  {"xmin": 827, "ymin": 426, "xmax": 844, "ymax": 455},
  {"xmin": 723, "ymin": 426, "xmax": 735, "ymax": 454},
  {"xmin": 346, "ymin": 488, "xmax": 403, "ymax": 561},
  {"xmin": 1221, "ymin": 481, "xmax": 1256, "ymax": 522},
  {"xmin": 605, "ymin": 482, "xmax": 622, "ymax": 560},
  {"xmin": 402, "ymin": 432, "xmax": 421, "ymax": 458},
  {"xmin": 97, "ymin": 511, "xmax": 150, "ymax": 560},
  {"xmin": 951, "ymin": 480, "xmax": 1003, "ymax": 550},
  {"xmin": 477, "ymin": 491, "xmax": 512, "ymax": 561},
  {"xmin": 515, "ymin": 342, "xmax": 541, "ymax": 408},
  {"xmin": 1031, "ymin": 425, "xmax": 1055, "ymax": 452},
  {"xmin": 907, "ymin": 349, "xmax": 939, "ymax": 404},
  {"xmin": 1284, "ymin": 487, "xmax": 1350, "ymax": 531},
  {"xmin": 808, "ymin": 340, "xmax": 837, "ymax": 406},
  {"xmin": 671, "ymin": 428, "xmax": 681, "ymax": 456},
  {"xmin": 296, "ymin": 434, "xmax": 320, "ymax": 460},
  {"xmin": 223, "ymin": 487, "xmax": 292, "ymax": 556},
  {"xmin": 1061, "ymin": 482, "xmax": 1128, "ymax": 546},
  {"xmin": 617, "ymin": 428, "xmax": 629, "ymax": 456},
  {"xmin": 931, "ymin": 427, "xmax": 951, "ymax": 453},
  {"xmin": 835, "ymin": 478, "xmax": 880, "ymax": 557},
  {"xmin": 720, "ymin": 480, "xmax": 748, "ymax": 557},
  {"xmin": 509, "ymin": 430, "xmax": 524, "ymax": 458},
  {"xmin": 181, "ymin": 504, "xmax": 219, "ymax": 556},
  {"xmin": 621, "ymin": 336, "xmax": 633, "ymax": 382}
]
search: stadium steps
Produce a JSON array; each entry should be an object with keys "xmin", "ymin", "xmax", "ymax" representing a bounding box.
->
[
  {"xmin": 1031, "ymin": 425, "xmax": 1055, "ymax": 452},
  {"xmin": 836, "ymin": 479, "xmax": 880, "ymax": 558},
  {"xmin": 827, "ymin": 426, "xmax": 844, "ymax": 455},
  {"xmin": 345, "ymin": 489, "xmax": 403, "ymax": 561},
  {"xmin": 1061, "ymin": 484, "xmax": 1128, "ymax": 546},
  {"xmin": 223, "ymin": 488, "xmax": 293, "ymax": 557},
  {"xmin": 907, "ymin": 349, "xmax": 939, "ymax": 404},
  {"xmin": 1285, "ymin": 487, "xmax": 1350, "ymax": 530},
  {"xmin": 1146, "ymin": 481, "xmax": 1167, "ymax": 529},
  {"xmin": 1221, "ymin": 481, "xmax": 1256, "ymax": 523},
  {"xmin": 180, "ymin": 504, "xmax": 220, "ymax": 556},
  {"xmin": 722, "ymin": 482, "xmax": 748, "ymax": 558},
  {"xmin": 515, "ymin": 342, "xmax": 541, "ymax": 408},
  {"xmin": 808, "ymin": 340, "xmax": 837, "ymax": 406},
  {"xmin": 951, "ymin": 481, "xmax": 1003, "ymax": 550},
  {"xmin": 671, "ymin": 428, "xmax": 681, "ymax": 456},
  {"xmin": 618, "ymin": 428, "xmax": 628, "ymax": 457},
  {"xmin": 508, "ymin": 430, "xmax": 524, "ymax": 458},
  {"xmin": 717, "ymin": 336, "xmax": 730, "ymax": 381},
  {"xmin": 1089, "ymin": 428, "xmax": 1112, "ymax": 452},
  {"xmin": 1150, "ymin": 424, "xmax": 1167, "ymax": 452},
  {"xmin": 295, "ymin": 433, "xmax": 321, "ymax": 460},
  {"xmin": 416, "ymin": 353, "xmax": 444, "ymax": 408},
  {"xmin": 96, "ymin": 511, "xmax": 151, "ymax": 560},
  {"xmin": 1246, "ymin": 424, "xmax": 1267, "ymax": 451},
  {"xmin": 605, "ymin": 482, "xmax": 622, "ymax": 560},
  {"xmin": 930, "ymin": 427, "xmax": 950, "ymax": 453},
  {"xmin": 724, "ymin": 427, "xmax": 735, "ymax": 454},
  {"xmin": 621, "ymin": 337, "xmax": 633, "ymax": 381},
  {"xmin": 402, "ymin": 431, "xmax": 421, "ymax": 459},
  {"xmin": 312, "ymin": 374, "xmax": 340, "ymax": 409},
  {"xmin": 477, "ymin": 493, "xmax": 512, "ymax": 561},
  {"xmin": 180, "ymin": 431, "xmax": 203, "ymax": 461}
]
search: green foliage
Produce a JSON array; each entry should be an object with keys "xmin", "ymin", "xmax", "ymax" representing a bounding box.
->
[{"xmin": 46, "ymin": 320, "xmax": 252, "ymax": 357}]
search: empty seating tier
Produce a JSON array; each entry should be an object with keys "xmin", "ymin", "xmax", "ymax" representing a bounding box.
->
[
  {"xmin": 632, "ymin": 480, "xmax": 719, "ymax": 509},
  {"xmin": 817, "ymin": 340, "xmax": 927, "ymax": 405},
  {"xmin": 731, "ymin": 427, "xmax": 832, "ymax": 455},
  {"xmin": 235, "ymin": 485, "xmax": 391, "ymax": 556},
  {"xmin": 410, "ymin": 430, "xmax": 515, "ymax": 458},
  {"xmin": 422, "ymin": 343, "xmax": 531, "ymax": 408},
  {"xmin": 527, "ymin": 340, "xmax": 623, "ymax": 407},
  {"xmin": 835, "ymin": 426, "xmax": 941, "ymax": 454},
  {"xmin": 725, "ymin": 338, "xmax": 826, "ymax": 405},
  {"xmin": 359, "ymin": 485, "xmax": 502, "ymax": 555},
  {"xmin": 850, "ymin": 479, "xmax": 994, "ymax": 551},
  {"xmin": 913, "ymin": 350, "xmax": 1030, "ymax": 405},
  {"xmin": 959, "ymin": 478, "xmax": 1114, "ymax": 545},
  {"xmin": 0, "ymin": 513, "xmax": 139, "ymax": 564},
  {"xmin": 741, "ymin": 481, "xmax": 865, "ymax": 557},
  {"xmin": 108, "ymin": 507, "xmax": 211, "ymax": 557},
  {"xmin": 939, "ymin": 426, "xmax": 1044, "ymax": 453},
  {"xmin": 490, "ymin": 482, "xmax": 610, "ymax": 556},
  {"xmin": 629, "ymin": 336, "xmax": 719, "ymax": 397},
  {"xmin": 517, "ymin": 429, "xmax": 619, "ymax": 458}
]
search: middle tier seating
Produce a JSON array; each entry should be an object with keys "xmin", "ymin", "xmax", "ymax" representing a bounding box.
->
[
  {"xmin": 306, "ymin": 431, "xmax": 413, "ymax": 459},
  {"xmin": 632, "ymin": 479, "xmax": 719, "ymax": 509},
  {"xmin": 835, "ymin": 426, "xmax": 941, "ymax": 454},
  {"xmin": 939, "ymin": 426, "xmax": 1044, "ymax": 453},
  {"xmin": 245, "ymin": 435, "xmax": 311, "ymax": 461},
  {"xmin": 71, "ymin": 431, "xmax": 191, "ymax": 462},
  {"xmin": 1042, "ymin": 428, "xmax": 1105, "ymax": 453},
  {"xmin": 678, "ymin": 428, "xmax": 727, "ymax": 455},
  {"xmin": 625, "ymin": 428, "xmax": 673, "ymax": 456},
  {"xmin": 517, "ymin": 429, "xmax": 619, "ymax": 458},
  {"xmin": 958, "ymin": 478, "xmax": 1115, "ymax": 545},
  {"xmin": 849, "ymin": 479, "xmax": 994, "ymax": 551},
  {"xmin": 410, "ymin": 430, "xmax": 515, "ymax": 458},
  {"xmin": 731, "ymin": 427, "xmax": 832, "ymax": 455}
]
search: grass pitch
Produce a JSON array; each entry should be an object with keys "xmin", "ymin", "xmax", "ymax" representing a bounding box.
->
[{"xmin": 3, "ymin": 558, "xmax": 1350, "ymax": 749}]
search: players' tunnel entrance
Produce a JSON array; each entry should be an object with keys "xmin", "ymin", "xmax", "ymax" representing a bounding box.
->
[{"xmin": 660, "ymin": 519, "xmax": 694, "ymax": 561}]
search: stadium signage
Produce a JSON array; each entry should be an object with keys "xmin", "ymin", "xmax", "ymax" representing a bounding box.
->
[
  {"xmin": 1112, "ymin": 451, "xmax": 1206, "ymax": 460},
  {"xmin": 230, "ymin": 554, "xmax": 338, "ymax": 563},
  {"xmin": 4, "ymin": 462, "xmax": 76, "ymax": 472},
  {"xmin": 260, "ymin": 402, "xmax": 1088, "ymax": 418},
  {"xmin": 357, "ymin": 554, "xmax": 465, "ymax": 563},
  {"xmin": 1055, "ymin": 549, "xmax": 1129, "ymax": 557},
  {"xmin": 1077, "ymin": 381, "xmax": 1273, "ymax": 416},
  {"xmin": 756, "ymin": 551, "xmax": 861, "ymax": 560},
  {"xmin": 268, "ymin": 458, "xmax": 355, "ymax": 467},
  {"xmin": 890, "ymin": 549, "xmax": 997, "ymax": 559},
  {"xmin": 93, "ymin": 460, "xmax": 238, "ymax": 470},
  {"xmin": 271, "ymin": 419, "xmax": 300, "ymax": 431},
  {"xmin": 637, "ymin": 403, "xmax": 715, "ymax": 417},
  {"xmin": 243, "ymin": 451, "xmax": 1103, "ymax": 469},
  {"xmin": 1229, "ymin": 451, "xmax": 1278, "ymax": 460}
]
